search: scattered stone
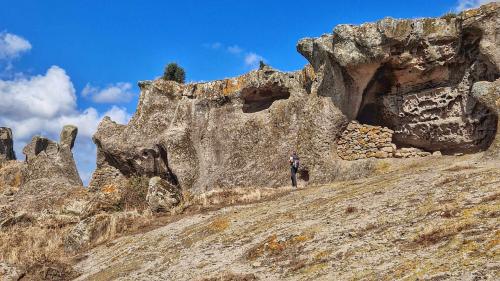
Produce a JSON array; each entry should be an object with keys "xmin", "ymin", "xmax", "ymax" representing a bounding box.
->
[
  {"xmin": 146, "ymin": 177, "xmax": 182, "ymax": 213},
  {"xmin": 432, "ymin": 151, "xmax": 442, "ymax": 156}
]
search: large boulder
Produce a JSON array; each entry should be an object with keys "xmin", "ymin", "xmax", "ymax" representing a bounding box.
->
[
  {"xmin": 297, "ymin": 3, "xmax": 499, "ymax": 154},
  {"xmin": 0, "ymin": 127, "xmax": 15, "ymax": 165},
  {"xmin": 22, "ymin": 125, "xmax": 82, "ymax": 189},
  {"xmin": 146, "ymin": 176, "xmax": 182, "ymax": 213}
]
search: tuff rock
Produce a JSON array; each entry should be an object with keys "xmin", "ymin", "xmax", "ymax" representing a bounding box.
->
[
  {"xmin": 0, "ymin": 3, "xmax": 499, "ymax": 280},
  {"xmin": 0, "ymin": 127, "xmax": 15, "ymax": 165},
  {"xmin": 90, "ymin": 2, "xmax": 499, "ymax": 194},
  {"xmin": 146, "ymin": 176, "xmax": 182, "ymax": 212},
  {"xmin": 90, "ymin": 67, "xmax": 353, "ymax": 192},
  {"xmin": 297, "ymin": 3, "xmax": 499, "ymax": 154}
]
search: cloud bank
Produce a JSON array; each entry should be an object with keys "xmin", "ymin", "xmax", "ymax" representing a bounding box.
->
[
  {"xmin": 82, "ymin": 82, "xmax": 135, "ymax": 103},
  {"xmin": 0, "ymin": 32, "xmax": 132, "ymax": 184}
]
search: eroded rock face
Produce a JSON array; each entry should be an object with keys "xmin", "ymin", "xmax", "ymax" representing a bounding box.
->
[
  {"xmin": 298, "ymin": 3, "xmax": 499, "ymax": 154},
  {"xmin": 91, "ymin": 68, "xmax": 351, "ymax": 192},
  {"xmin": 91, "ymin": 4, "xmax": 499, "ymax": 192},
  {"xmin": 22, "ymin": 126, "xmax": 82, "ymax": 189},
  {"xmin": 146, "ymin": 176, "xmax": 182, "ymax": 213},
  {"xmin": 0, "ymin": 127, "xmax": 15, "ymax": 165}
]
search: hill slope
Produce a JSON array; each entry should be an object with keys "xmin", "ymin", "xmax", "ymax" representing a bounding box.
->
[{"xmin": 74, "ymin": 154, "xmax": 499, "ymax": 280}]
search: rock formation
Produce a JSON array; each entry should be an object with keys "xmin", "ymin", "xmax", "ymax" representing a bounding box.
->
[
  {"xmin": 90, "ymin": 3, "xmax": 499, "ymax": 194},
  {"xmin": 22, "ymin": 125, "xmax": 82, "ymax": 189},
  {"xmin": 146, "ymin": 176, "xmax": 182, "ymax": 213},
  {"xmin": 297, "ymin": 3, "xmax": 499, "ymax": 154},
  {"xmin": 90, "ymin": 68, "xmax": 351, "ymax": 192},
  {"xmin": 0, "ymin": 128, "xmax": 15, "ymax": 165}
]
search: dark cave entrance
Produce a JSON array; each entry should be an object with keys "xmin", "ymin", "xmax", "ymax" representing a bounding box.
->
[
  {"xmin": 355, "ymin": 60, "xmax": 498, "ymax": 154},
  {"xmin": 241, "ymin": 85, "xmax": 290, "ymax": 113}
]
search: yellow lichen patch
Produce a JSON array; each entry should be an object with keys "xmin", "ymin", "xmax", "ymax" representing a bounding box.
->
[
  {"xmin": 12, "ymin": 171, "xmax": 22, "ymax": 187},
  {"xmin": 221, "ymin": 77, "xmax": 244, "ymax": 96},
  {"xmin": 246, "ymin": 232, "xmax": 314, "ymax": 261},
  {"xmin": 207, "ymin": 217, "xmax": 230, "ymax": 233},
  {"xmin": 102, "ymin": 184, "xmax": 118, "ymax": 194}
]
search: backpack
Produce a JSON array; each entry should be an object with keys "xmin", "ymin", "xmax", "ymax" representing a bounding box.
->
[{"xmin": 293, "ymin": 157, "xmax": 300, "ymax": 169}]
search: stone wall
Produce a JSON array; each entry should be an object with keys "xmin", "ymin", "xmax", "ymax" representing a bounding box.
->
[{"xmin": 337, "ymin": 121, "xmax": 432, "ymax": 160}]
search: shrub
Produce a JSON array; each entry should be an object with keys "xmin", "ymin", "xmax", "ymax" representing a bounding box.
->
[{"xmin": 163, "ymin": 62, "xmax": 186, "ymax": 83}]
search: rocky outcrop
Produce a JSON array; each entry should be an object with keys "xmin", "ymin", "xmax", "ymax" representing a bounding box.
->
[
  {"xmin": 0, "ymin": 128, "xmax": 15, "ymax": 166},
  {"xmin": 90, "ymin": 4, "xmax": 499, "ymax": 193},
  {"xmin": 22, "ymin": 125, "xmax": 82, "ymax": 189},
  {"xmin": 90, "ymin": 68, "xmax": 352, "ymax": 192},
  {"xmin": 146, "ymin": 176, "xmax": 182, "ymax": 213},
  {"xmin": 471, "ymin": 78, "xmax": 500, "ymax": 157},
  {"xmin": 298, "ymin": 3, "xmax": 499, "ymax": 154}
]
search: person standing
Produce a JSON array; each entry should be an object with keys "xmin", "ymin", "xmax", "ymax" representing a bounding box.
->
[{"xmin": 289, "ymin": 151, "xmax": 300, "ymax": 188}]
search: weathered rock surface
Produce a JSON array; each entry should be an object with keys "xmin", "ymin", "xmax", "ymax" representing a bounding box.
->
[
  {"xmin": 146, "ymin": 176, "xmax": 182, "ymax": 212},
  {"xmin": 90, "ymin": 67, "xmax": 353, "ymax": 192},
  {"xmin": 22, "ymin": 126, "xmax": 82, "ymax": 190},
  {"xmin": 0, "ymin": 126, "xmax": 83, "ymax": 215},
  {"xmin": 74, "ymin": 154, "xmax": 500, "ymax": 280},
  {"xmin": 0, "ymin": 128, "xmax": 15, "ymax": 166},
  {"xmin": 60, "ymin": 125, "xmax": 78, "ymax": 149},
  {"xmin": 91, "ymin": 4, "xmax": 499, "ymax": 194},
  {"xmin": 298, "ymin": 2, "xmax": 499, "ymax": 154},
  {"xmin": 471, "ymin": 78, "xmax": 500, "ymax": 156}
]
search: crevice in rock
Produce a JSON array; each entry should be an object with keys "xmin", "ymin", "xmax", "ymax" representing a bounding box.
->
[{"xmin": 241, "ymin": 85, "xmax": 290, "ymax": 113}]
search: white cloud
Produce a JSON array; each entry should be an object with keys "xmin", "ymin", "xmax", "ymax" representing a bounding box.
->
[
  {"xmin": 204, "ymin": 42, "xmax": 267, "ymax": 69},
  {"xmin": 0, "ymin": 66, "xmax": 76, "ymax": 120},
  {"xmin": 82, "ymin": 82, "xmax": 135, "ymax": 103},
  {"xmin": 455, "ymin": 0, "xmax": 498, "ymax": 11},
  {"xmin": 0, "ymin": 32, "xmax": 32, "ymax": 60},
  {"xmin": 0, "ymin": 65, "xmax": 131, "ymax": 185},
  {"xmin": 227, "ymin": 45, "xmax": 243, "ymax": 54},
  {"xmin": 244, "ymin": 52, "xmax": 265, "ymax": 68}
]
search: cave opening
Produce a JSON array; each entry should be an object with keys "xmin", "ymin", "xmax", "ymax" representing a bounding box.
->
[
  {"xmin": 241, "ymin": 85, "xmax": 290, "ymax": 113},
  {"xmin": 355, "ymin": 59, "xmax": 498, "ymax": 155}
]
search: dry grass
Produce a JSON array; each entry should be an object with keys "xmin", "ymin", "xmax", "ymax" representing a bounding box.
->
[
  {"xmin": 0, "ymin": 225, "xmax": 77, "ymax": 280},
  {"xmin": 200, "ymin": 271, "xmax": 258, "ymax": 281},
  {"xmin": 246, "ymin": 233, "xmax": 314, "ymax": 261},
  {"xmin": 413, "ymin": 221, "xmax": 474, "ymax": 246}
]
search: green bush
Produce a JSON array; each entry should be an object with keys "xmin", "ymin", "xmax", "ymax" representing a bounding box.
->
[{"xmin": 163, "ymin": 63, "xmax": 186, "ymax": 83}]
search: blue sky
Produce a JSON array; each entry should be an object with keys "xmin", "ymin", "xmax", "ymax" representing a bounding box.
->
[{"xmin": 0, "ymin": 0, "xmax": 494, "ymax": 184}]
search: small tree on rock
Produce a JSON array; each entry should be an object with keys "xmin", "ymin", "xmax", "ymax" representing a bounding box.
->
[{"xmin": 163, "ymin": 63, "xmax": 186, "ymax": 83}]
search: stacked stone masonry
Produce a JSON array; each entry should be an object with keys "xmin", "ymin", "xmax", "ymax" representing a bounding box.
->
[{"xmin": 337, "ymin": 121, "xmax": 432, "ymax": 160}]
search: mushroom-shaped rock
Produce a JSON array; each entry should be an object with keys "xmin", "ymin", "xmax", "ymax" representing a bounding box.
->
[
  {"xmin": 0, "ymin": 127, "xmax": 16, "ymax": 164},
  {"xmin": 60, "ymin": 125, "xmax": 78, "ymax": 149},
  {"xmin": 146, "ymin": 177, "xmax": 181, "ymax": 213}
]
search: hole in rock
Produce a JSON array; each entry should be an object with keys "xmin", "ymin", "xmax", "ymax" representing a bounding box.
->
[
  {"xmin": 241, "ymin": 85, "xmax": 290, "ymax": 113},
  {"xmin": 355, "ymin": 58, "xmax": 498, "ymax": 155}
]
